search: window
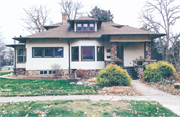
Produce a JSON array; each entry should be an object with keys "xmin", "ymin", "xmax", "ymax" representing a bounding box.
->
[
  {"xmin": 49, "ymin": 71, "xmax": 56, "ymax": 74},
  {"xmin": 83, "ymin": 24, "xmax": 88, "ymax": 31},
  {"xmin": 97, "ymin": 46, "xmax": 104, "ymax": 61},
  {"xmin": 106, "ymin": 49, "xmax": 111, "ymax": 53},
  {"xmin": 17, "ymin": 49, "xmax": 26, "ymax": 62},
  {"xmin": 76, "ymin": 23, "xmax": 95, "ymax": 31},
  {"xmin": 72, "ymin": 47, "xmax": 79, "ymax": 61},
  {"xmin": 55, "ymin": 47, "xmax": 63, "ymax": 57},
  {"xmin": 33, "ymin": 48, "xmax": 43, "ymax": 57},
  {"xmin": 81, "ymin": 46, "xmax": 95, "ymax": 61},
  {"xmin": 45, "ymin": 48, "xmax": 52, "ymax": 57},
  {"xmin": 77, "ymin": 24, "xmax": 82, "ymax": 30},
  {"xmin": 90, "ymin": 23, "xmax": 94, "ymax": 31},
  {"xmin": 32, "ymin": 47, "xmax": 63, "ymax": 58}
]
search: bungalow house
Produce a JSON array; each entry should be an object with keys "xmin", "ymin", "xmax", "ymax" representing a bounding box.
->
[{"xmin": 7, "ymin": 13, "xmax": 165, "ymax": 79}]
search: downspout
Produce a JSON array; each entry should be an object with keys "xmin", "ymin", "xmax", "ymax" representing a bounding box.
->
[
  {"xmin": 14, "ymin": 48, "xmax": 16, "ymax": 74},
  {"xmin": 68, "ymin": 39, "xmax": 70, "ymax": 74}
]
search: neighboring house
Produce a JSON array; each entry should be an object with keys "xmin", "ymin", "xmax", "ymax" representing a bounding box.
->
[
  {"xmin": 1, "ymin": 66, "xmax": 13, "ymax": 70},
  {"xmin": 6, "ymin": 13, "xmax": 165, "ymax": 79}
]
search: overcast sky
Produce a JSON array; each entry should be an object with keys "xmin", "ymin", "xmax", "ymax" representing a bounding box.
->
[{"xmin": 0, "ymin": 0, "xmax": 179, "ymax": 44}]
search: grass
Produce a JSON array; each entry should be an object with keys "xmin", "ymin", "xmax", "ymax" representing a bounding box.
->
[
  {"xmin": 0, "ymin": 78, "xmax": 98, "ymax": 97},
  {"xmin": 0, "ymin": 99, "xmax": 178, "ymax": 117},
  {"xmin": 0, "ymin": 71, "xmax": 11, "ymax": 76}
]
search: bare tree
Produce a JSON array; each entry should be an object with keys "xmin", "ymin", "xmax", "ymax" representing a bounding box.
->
[
  {"xmin": 168, "ymin": 34, "xmax": 180, "ymax": 72},
  {"xmin": 51, "ymin": 64, "xmax": 63, "ymax": 79},
  {"xmin": 59, "ymin": 0, "xmax": 84, "ymax": 19},
  {"xmin": 22, "ymin": 4, "xmax": 52, "ymax": 34},
  {"xmin": 139, "ymin": 0, "xmax": 180, "ymax": 61},
  {"xmin": 0, "ymin": 28, "xmax": 5, "ymax": 54}
]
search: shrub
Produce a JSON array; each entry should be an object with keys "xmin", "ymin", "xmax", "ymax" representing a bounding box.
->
[
  {"xmin": 76, "ymin": 69, "xmax": 90, "ymax": 79},
  {"xmin": 96, "ymin": 64, "xmax": 131, "ymax": 87},
  {"xmin": 143, "ymin": 61, "xmax": 176, "ymax": 82}
]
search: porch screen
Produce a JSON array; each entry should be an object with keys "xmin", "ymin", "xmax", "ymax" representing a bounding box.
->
[
  {"xmin": 17, "ymin": 49, "xmax": 26, "ymax": 62},
  {"xmin": 81, "ymin": 46, "xmax": 95, "ymax": 61}
]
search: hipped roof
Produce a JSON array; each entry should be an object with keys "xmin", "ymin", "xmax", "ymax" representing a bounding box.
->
[{"xmin": 13, "ymin": 17, "xmax": 166, "ymax": 42}]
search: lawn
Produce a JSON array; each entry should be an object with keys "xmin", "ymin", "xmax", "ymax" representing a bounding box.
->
[
  {"xmin": 0, "ymin": 99, "xmax": 178, "ymax": 117},
  {"xmin": 0, "ymin": 71, "xmax": 11, "ymax": 76},
  {"xmin": 0, "ymin": 78, "xmax": 98, "ymax": 97}
]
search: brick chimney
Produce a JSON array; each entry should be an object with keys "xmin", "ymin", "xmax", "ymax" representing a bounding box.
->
[{"xmin": 62, "ymin": 13, "xmax": 68, "ymax": 25}]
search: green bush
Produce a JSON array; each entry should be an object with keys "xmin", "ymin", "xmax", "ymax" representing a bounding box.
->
[
  {"xmin": 143, "ymin": 61, "xmax": 176, "ymax": 82},
  {"xmin": 96, "ymin": 64, "xmax": 131, "ymax": 87}
]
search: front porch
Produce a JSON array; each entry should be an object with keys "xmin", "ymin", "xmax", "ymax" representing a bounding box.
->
[{"xmin": 105, "ymin": 40, "xmax": 153, "ymax": 79}]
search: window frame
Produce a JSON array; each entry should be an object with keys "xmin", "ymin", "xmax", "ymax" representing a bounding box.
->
[
  {"xmin": 81, "ymin": 46, "xmax": 95, "ymax": 61},
  {"xmin": 17, "ymin": 48, "xmax": 26, "ymax": 63},
  {"xmin": 97, "ymin": 46, "xmax": 104, "ymax": 61},
  {"xmin": 71, "ymin": 46, "xmax": 79, "ymax": 61},
  {"xmin": 32, "ymin": 47, "xmax": 63, "ymax": 58}
]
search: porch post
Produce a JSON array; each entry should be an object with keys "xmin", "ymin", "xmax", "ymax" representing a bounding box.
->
[
  {"xmin": 110, "ymin": 42, "xmax": 118, "ymax": 59},
  {"xmin": 145, "ymin": 42, "xmax": 151, "ymax": 60}
]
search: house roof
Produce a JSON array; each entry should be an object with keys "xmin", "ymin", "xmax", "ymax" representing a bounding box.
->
[
  {"xmin": 13, "ymin": 19, "xmax": 166, "ymax": 42},
  {"xmin": 74, "ymin": 17, "xmax": 98, "ymax": 21}
]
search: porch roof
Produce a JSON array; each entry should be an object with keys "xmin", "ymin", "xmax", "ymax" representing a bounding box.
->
[{"xmin": 6, "ymin": 43, "xmax": 25, "ymax": 48}]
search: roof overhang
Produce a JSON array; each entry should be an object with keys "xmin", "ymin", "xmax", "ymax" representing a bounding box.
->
[
  {"xmin": 43, "ymin": 26, "xmax": 59, "ymax": 30},
  {"xmin": 13, "ymin": 33, "xmax": 166, "ymax": 42},
  {"xmin": 6, "ymin": 43, "xmax": 25, "ymax": 48},
  {"xmin": 102, "ymin": 33, "xmax": 166, "ymax": 39}
]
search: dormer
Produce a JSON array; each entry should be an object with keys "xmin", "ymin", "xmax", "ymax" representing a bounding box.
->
[{"xmin": 68, "ymin": 17, "xmax": 102, "ymax": 32}]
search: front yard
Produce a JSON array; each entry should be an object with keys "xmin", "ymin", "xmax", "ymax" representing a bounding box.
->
[
  {"xmin": 0, "ymin": 99, "xmax": 178, "ymax": 117},
  {"xmin": 0, "ymin": 78, "xmax": 98, "ymax": 97}
]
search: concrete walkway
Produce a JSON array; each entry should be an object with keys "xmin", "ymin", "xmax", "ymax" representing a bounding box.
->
[
  {"xmin": 132, "ymin": 80, "xmax": 180, "ymax": 116},
  {"xmin": 0, "ymin": 76, "xmax": 179, "ymax": 115}
]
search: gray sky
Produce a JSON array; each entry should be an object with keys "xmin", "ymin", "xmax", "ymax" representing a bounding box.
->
[{"xmin": 0, "ymin": 0, "xmax": 179, "ymax": 44}]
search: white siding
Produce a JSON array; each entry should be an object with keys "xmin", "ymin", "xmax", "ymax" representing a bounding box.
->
[
  {"xmin": 26, "ymin": 39, "xmax": 69, "ymax": 70},
  {"xmin": 70, "ymin": 39, "xmax": 105, "ymax": 69},
  {"xmin": 124, "ymin": 43, "xmax": 144, "ymax": 67}
]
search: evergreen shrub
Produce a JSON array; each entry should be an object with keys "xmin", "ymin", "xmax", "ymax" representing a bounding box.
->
[
  {"xmin": 96, "ymin": 64, "xmax": 131, "ymax": 87},
  {"xmin": 143, "ymin": 61, "xmax": 176, "ymax": 82}
]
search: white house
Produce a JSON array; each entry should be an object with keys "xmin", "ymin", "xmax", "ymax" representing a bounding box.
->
[{"xmin": 7, "ymin": 13, "xmax": 165, "ymax": 79}]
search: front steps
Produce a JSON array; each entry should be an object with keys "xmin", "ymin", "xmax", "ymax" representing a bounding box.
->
[{"xmin": 123, "ymin": 67, "xmax": 138, "ymax": 79}]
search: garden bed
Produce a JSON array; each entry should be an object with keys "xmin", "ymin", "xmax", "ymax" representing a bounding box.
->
[{"xmin": 142, "ymin": 80, "xmax": 180, "ymax": 96}]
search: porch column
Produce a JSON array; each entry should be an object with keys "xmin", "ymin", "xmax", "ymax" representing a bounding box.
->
[
  {"xmin": 110, "ymin": 42, "xmax": 118, "ymax": 59},
  {"xmin": 145, "ymin": 42, "xmax": 151, "ymax": 60}
]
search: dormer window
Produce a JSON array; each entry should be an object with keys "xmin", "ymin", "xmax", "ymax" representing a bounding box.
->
[
  {"xmin": 90, "ymin": 23, "xmax": 94, "ymax": 31},
  {"xmin": 83, "ymin": 24, "xmax": 88, "ymax": 31},
  {"xmin": 77, "ymin": 24, "xmax": 82, "ymax": 31},
  {"xmin": 76, "ymin": 23, "xmax": 95, "ymax": 31}
]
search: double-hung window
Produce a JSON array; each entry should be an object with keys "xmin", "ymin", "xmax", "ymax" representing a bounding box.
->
[
  {"xmin": 17, "ymin": 49, "xmax": 26, "ymax": 62},
  {"xmin": 97, "ymin": 46, "xmax": 104, "ymax": 61},
  {"xmin": 77, "ymin": 24, "xmax": 82, "ymax": 31},
  {"xmin": 89, "ymin": 23, "xmax": 94, "ymax": 31},
  {"xmin": 83, "ymin": 24, "xmax": 88, "ymax": 31},
  {"xmin": 81, "ymin": 46, "xmax": 95, "ymax": 61}
]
